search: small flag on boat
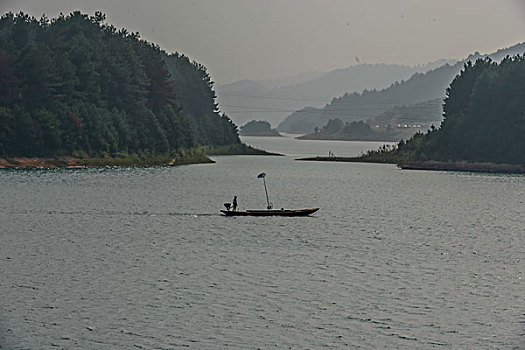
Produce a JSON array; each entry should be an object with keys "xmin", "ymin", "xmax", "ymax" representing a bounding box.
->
[{"xmin": 257, "ymin": 173, "xmax": 266, "ymax": 178}]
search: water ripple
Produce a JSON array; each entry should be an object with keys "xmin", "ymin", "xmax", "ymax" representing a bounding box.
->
[{"xmin": 1, "ymin": 155, "xmax": 524, "ymax": 348}]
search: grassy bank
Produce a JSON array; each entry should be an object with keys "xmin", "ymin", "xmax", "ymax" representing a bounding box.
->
[{"xmin": 0, "ymin": 143, "xmax": 280, "ymax": 169}]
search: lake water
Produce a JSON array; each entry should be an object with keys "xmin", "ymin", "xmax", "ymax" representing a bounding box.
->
[{"xmin": 1, "ymin": 135, "xmax": 524, "ymax": 349}]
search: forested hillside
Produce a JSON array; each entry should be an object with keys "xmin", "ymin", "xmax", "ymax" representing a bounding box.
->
[
  {"xmin": 367, "ymin": 98, "xmax": 442, "ymax": 129},
  {"xmin": 366, "ymin": 57, "xmax": 525, "ymax": 165},
  {"xmin": 0, "ymin": 12, "xmax": 240, "ymax": 158}
]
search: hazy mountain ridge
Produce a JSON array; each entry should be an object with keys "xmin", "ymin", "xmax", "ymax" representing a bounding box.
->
[
  {"xmin": 216, "ymin": 59, "xmax": 455, "ymax": 128},
  {"xmin": 257, "ymin": 71, "xmax": 327, "ymax": 89},
  {"xmin": 277, "ymin": 42, "xmax": 525, "ymax": 133}
]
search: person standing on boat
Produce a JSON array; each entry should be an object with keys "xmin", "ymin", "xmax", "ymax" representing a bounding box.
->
[{"xmin": 232, "ymin": 196, "xmax": 238, "ymax": 211}]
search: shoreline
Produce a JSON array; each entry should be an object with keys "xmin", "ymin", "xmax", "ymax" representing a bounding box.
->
[
  {"xmin": 0, "ymin": 144, "xmax": 281, "ymax": 169},
  {"xmin": 296, "ymin": 156, "xmax": 525, "ymax": 174},
  {"xmin": 0, "ymin": 154, "xmax": 214, "ymax": 169},
  {"xmin": 398, "ymin": 161, "xmax": 525, "ymax": 174},
  {"xmin": 240, "ymin": 132, "xmax": 282, "ymax": 137},
  {"xmin": 204, "ymin": 144, "xmax": 282, "ymax": 156},
  {"xmin": 296, "ymin": 156, "xmax": 369, "ymax": 163},
  {"xmin": 296, "ymin": 135, "xmax": 401, "ymax": 142}
]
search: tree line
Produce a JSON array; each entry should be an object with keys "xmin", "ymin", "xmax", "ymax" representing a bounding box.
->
[
  {"xmin": 0, "ymin": 11, "xmax": 240, "ymax": 157},
  {"xmin": 373, "ymin": 56, "xmax": 525, "ymax": 165}
]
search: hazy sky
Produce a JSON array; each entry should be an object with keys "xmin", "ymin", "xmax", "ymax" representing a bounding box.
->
[{"xmin": 2, "ymin": 0, "xmax": 525, "ymax": 84}]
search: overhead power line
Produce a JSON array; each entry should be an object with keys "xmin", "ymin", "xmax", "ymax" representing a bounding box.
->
[
  {"xmin": 218, "ymin": 92, "xmax": 443, "ymax": 106},
  {"xmin": 217, "ymin": 92, "xmax": 331, "ymax": 103}
]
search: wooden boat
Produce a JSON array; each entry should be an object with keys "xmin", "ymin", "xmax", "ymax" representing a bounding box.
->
[
  {"xmin": 222, "ymin": 172, "xmax": 319, "ymax": 217},
  {"xmin": 221, "ymin": 208, "xmax": 319, "ymax": 217}
]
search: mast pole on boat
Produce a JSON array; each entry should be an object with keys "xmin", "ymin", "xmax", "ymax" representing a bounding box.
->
[
  {"xmin": 263, "ymin": 177, "xmax": 270, "ymax": 209},
  {"xmin": 258, "ymin": 172, "xmax": 271, "ymax": 209}
]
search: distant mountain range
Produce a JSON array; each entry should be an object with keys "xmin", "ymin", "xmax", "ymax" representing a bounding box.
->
[
  {"xmin": 216, "ymin": 59, "xmax": 455, "ymax": 128},
  {"xmin": 256, "ymin": 71, "xmax": 327, "ymax": 89},
  {"xmin": 217, "ymin": 43, "xmax": 525, "ymax": 135},
  {"xmin": 277, "ymin": 43, "xmax": 525, "ymax": 133}
]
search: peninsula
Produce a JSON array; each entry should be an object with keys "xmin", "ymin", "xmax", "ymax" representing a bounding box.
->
[
  {"xmin": 298, "ymin": 57, "xmax": 525, "ymax": 173},
  {"xmin": 0, "ymin": 12, "xmax": 272, "ymax": 169}
]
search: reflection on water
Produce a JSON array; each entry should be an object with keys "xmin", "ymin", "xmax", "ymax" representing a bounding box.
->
[{"xmin": 0, "ymin": 138, "xmax": 524, "ymax": 349}]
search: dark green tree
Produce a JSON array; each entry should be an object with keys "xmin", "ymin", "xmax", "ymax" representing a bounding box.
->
[{"xmin": 0, "ymin": 11, "xmax": 241, "ymax": 158}]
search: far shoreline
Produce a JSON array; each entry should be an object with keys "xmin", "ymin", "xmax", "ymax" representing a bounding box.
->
[
  {"xmin": 296, "ymin": 134, "xmax": 404, "ymax": 142},
  {"xmin": 240, "ymin": 132, "xmax": 282, "ymax": 137}
]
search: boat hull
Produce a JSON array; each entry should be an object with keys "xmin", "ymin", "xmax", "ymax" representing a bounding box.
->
[{"xmin": 221, "ymin": 208, "xmax": 319, "ymax": 217}]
